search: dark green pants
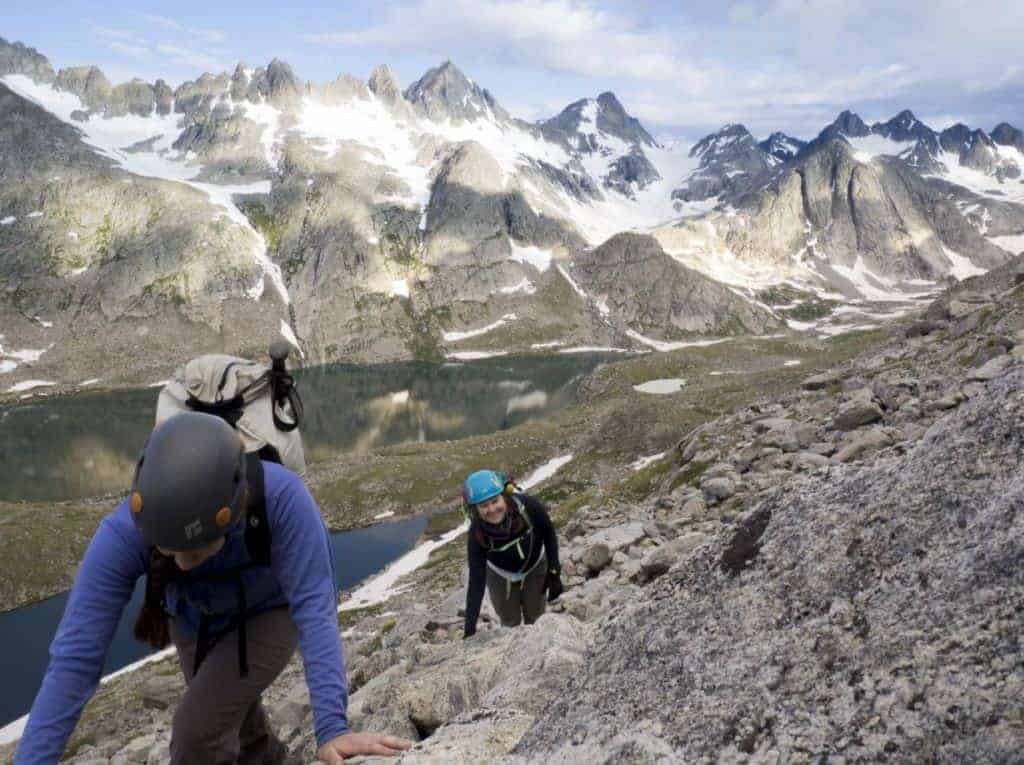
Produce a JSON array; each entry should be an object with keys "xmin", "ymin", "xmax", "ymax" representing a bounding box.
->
[
  {"xmin": 169, "ymin": 607, "xmax": 298, "ymax": 765},
  {"xmin": 486, "ymin": 558, "xmax": 548, "ymax": 627}
]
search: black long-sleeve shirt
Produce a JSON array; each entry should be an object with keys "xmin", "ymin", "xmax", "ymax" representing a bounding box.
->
[{"xmin": 463, "ymin": 493, "xmax": 560, "ymax": 637}]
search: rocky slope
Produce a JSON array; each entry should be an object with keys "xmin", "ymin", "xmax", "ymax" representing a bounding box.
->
[{"xmin": 14, "ymin": 254, "xmax": 1023, "ymax": 763}]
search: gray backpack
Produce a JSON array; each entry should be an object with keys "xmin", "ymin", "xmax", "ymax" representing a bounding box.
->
[{"xmin": 155, "ymin": 342, "xmax": 306, "ymax": 475}]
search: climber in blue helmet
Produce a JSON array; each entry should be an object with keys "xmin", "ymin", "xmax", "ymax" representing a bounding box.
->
[
  {"xmin": 15, "ymin": 412, "xmax": 412, "ymax": 765},
  {"xmin": 461, "ymin": 469, "xmax": 563, "ymax": 639}
]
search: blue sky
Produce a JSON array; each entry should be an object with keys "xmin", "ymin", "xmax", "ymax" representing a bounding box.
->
[{"xmin": 4, "ymin": 0, "xmax": 1023, "ymax": 141}]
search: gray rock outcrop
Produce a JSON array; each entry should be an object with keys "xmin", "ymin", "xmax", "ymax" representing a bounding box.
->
[
  {"xmin": 0, "ymin": 37, "xmax": 55, "ymax": 82},
  {"xmin": 571, "ymin": 232, "xmax": 781, "ymax": 336},
  {"xmin": 512, "ymin": 367, "xmax": 1024, "ymax": 762}
]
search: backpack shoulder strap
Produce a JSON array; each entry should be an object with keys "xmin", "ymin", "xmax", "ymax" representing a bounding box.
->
[
  {"xmin": 243, "ymin": 453, "xmax": 271, "ymax": 566},
  {"xmin": 511, "ymin": 494, "xmax": 533, "ymax": 532}
]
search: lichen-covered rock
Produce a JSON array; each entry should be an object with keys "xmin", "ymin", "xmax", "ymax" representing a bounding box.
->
[
  {"xmin": 580, "ymin": 542, "xmax": 611, "ymax": 574},
  {"xmin": 509, "ymin": 369, "xmax": 1024, "ymax": 762}
]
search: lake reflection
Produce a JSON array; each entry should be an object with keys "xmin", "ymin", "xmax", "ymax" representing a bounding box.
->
[{"xmin": 0, "ymin": 354, "xmax": 618, "ymax": 502}]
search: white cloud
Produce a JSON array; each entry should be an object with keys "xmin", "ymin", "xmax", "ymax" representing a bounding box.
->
[
  {"xmin": 108, "ymin": 41, "xmax": 150, "ymax": 59},
  {"xmin": 138, "ymin": 13, "xmax": 225, "ymax": 45},
  {"xmin": 140, "ymin": 13, "xmax": 183, "ymax": 32},
  {"xmin": 155, "ymin": 44, "xmax": 229, "ymax": 73},
  {"xmin": 90, "ymin": 24, "xmax": 139, "ymax": 41},
  {"xmin": 305, "ymin": 0, "xmax": 707, "ymax": 85}
]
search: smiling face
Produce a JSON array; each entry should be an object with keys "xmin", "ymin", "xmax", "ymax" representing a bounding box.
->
[
  {"xmin": 157, "ymin": 536, "xmax": 226, "ymax": 571},
  {"xmin": 476, "ymin": 494, "xmax": 509, "ymax": 524}
]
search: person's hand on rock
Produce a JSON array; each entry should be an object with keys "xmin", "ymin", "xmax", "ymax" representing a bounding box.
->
[{"xmin": 317, "ymin": 732, "xmax": 413, "ymax": 763}]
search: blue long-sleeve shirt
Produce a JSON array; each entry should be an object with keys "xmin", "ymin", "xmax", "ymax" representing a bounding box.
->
[{"xmin": 16, "ymin": 461, "xmax": 348, "ymax": 763}]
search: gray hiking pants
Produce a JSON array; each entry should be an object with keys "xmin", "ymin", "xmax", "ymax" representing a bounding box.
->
[
  {"xmin": 169, "ymin": 606, "xmax": 298, "ymax": 765},
  {"xmin": 486, "ymin": 557, "xmax": 548, "ymax": 627}
]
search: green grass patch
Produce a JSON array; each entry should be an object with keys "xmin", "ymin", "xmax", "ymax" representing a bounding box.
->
[
  {"xmin": 609, "ymin": 456, "xmax": 676, "ymax": 502},
  {"xmin": 337, "ymin": 604, "xmax": 383, "ymax": 631},
  {"xmin": 668, "ymin": 459, "xmax": 711, "ymax": 492},
  {"xmin": 0, "ymin": 501, "xmax": 108, "ymax": 612}
]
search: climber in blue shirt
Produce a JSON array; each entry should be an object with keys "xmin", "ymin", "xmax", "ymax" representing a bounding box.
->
[{"xmin": 16, "ymin": 412, "xmax": 412, "ymax": 764}]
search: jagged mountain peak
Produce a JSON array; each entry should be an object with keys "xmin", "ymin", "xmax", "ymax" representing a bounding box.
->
[
  {"xmin": 403, "ymin": 60, "xmax": 505, "ymax": 123},
  {"xmin": 256, "ymin": 59, "xmax": 302, "ymax": 103},
  {"xmin": 758, "ymin": 131, "xmax": 807, "ymax": 162},
  {"xmin": 405, "ymin": 61, "xmax": 471, "ymax": 100},
  {"xmin": 542, "ymin": 92, "xmax": 656, "ymax": 150},
  {"xmin": 823, "ymin": 110, "xmax": 870, "ymax": 138},
  {"xmin": 874, "ymin": 109, "xmax": 935, "ymax": 142},
  {"xmin": 368, "ymin": 64, "xmax": 401, "ymax": 101},
  {"xmin": 673, "ymin": 123, "xmax": 772, "ymax": 202},
  {"xmin": 595, "ymin": 91, "xmax": 624, "ymax": 114},
  {"xmin": 689, "ymin": 123, "xmax": 757, "ymax": 159},
  {"xmin": 0, "ymin": 36, "xmax": 55, "ymax": 82},
  {"xmin": 594, "ymin": 91, "xmax": 656, "ymax": 148},
  {"xmin": 992, "ymin": 122, "xmax": 1024, "ymax": 150},
  {"xmin": 888, "ymin": 108, "xmax": 918, "ymax": 124}
]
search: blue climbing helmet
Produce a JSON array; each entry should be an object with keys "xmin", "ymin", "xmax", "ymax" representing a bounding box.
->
[{"xmin": 463, "ymin": 469, "xmax": 508, "ymax": 508}]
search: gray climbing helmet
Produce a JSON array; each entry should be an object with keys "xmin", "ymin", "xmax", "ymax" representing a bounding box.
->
[{"xmin": 130, "ymin": 411, "xmax": 247, "ymax": 551}]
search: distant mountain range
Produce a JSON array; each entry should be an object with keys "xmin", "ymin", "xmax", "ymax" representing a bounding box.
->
[{"xmin": 1, "ymin": 36, "xmax": 1022, "ymax": 390}]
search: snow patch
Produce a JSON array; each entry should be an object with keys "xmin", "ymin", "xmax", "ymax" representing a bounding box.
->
[
  {"xmin": 443, "ymin": 314, "xmax": 516, "ymax": 342},
  {"xmin": 390, "ymin": 279, "xmax": 410, "ymax": 298},
  {"xmin": 373, "ymin": 511, "xmax": 396, "ymax": 520},
  {"xmin": 279, "ymin": 320, "xmax": 304, "ymax": 357},
  {"xmin": 988, "ymin": 233, "xmax": 1024, "ymax": 254},
  {"xmin": 448, "ymin": 350, "xmax": 510, "ymax": 360},
  {"xmin": 626, "ymin": 329, "xmax": 728, "ymax": 352},
  {"xmin": 555, "ymin": 264, "xmax": 588, "ymax": 300},
  {"xmin": 942, "ymin": 246, "xmax": 987, "ymax": 280},
  {"xmin": 630, "ymin": 451, "xmax": 667, "ymax": 471},
  {"xmin": 4, "ymin": 346, "xmax": 50, "ymax": 363},
  {"xmin": 0, "ymin": 715, "xmax": 27, "ymax": 746},
  {"xmin": 927, "ymin": 150, "xmax": 1024, "ymax": 205},
  {"xmin": 296, "ymin": 93, "xmax": 432, "ymax": 207},
  {"xmin": 1, "ymin": 216, "xmax": 15, "ymax": 225},
  {"xmin": 842, "ymin": 134, "xmax": 915, "ymax": 163},
  {"xmin": 557, "ymin": 345, "xmax": 634, "ymax": 354},
  {"xmin": 520, "ymin": 453, "xmax": 574, "ymax": 489},
  {"xmin": 79, "ymin": 378, "xmax": 101, "ymax": 386},
  {"xmin": 497, "ymin": 278, "xmax": 536, "ymax": 295},
  {"xmin": 829, "ymin": 256, "xmax": 927, "ymax": 301},
  {"xmin": 238, "ymin": 100, "xmax": 282, "ymax": 168},
  {"xmin": 6, "ymin": 379, "xmax": 56, "ymax": 393},
  {"xmin": 509, "ymin": 243, "xmax": 553, "ymax": 272},
  {"xmin": 506, "ymin": 390, "xmax": 548, "ymax": 414},
  {"xmin": 633, "ymin": 378, "xmax": 686, "ymax": 394}
]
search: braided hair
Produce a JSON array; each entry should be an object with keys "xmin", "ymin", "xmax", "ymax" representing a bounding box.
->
[{"xmin": 133, "ymin": 548, "xmax": 180, "ymax": 649}]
